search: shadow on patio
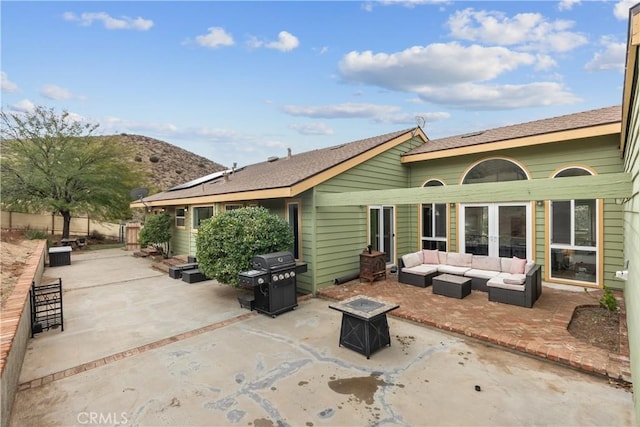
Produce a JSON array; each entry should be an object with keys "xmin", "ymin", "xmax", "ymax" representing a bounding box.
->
[{"xmin": 316, "ymin": 270, "xmax": 631, "ymax": 386}]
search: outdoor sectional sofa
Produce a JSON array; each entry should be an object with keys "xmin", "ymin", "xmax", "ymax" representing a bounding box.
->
[{"xmin": 397, "ymin": 249, "xmax": 542, "ymax": 308}]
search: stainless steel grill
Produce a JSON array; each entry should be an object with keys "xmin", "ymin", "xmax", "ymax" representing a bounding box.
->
[{"xmin": 238, "ymin": 251, "xmax": 306, "ymax": 317}]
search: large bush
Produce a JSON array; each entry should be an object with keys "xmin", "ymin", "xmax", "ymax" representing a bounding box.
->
[
  {"xmin": 196, "ymin": 207, "xmax": 294, "ymax": 286},
  {"xmin": 139, "ymin": 212, "xmax": 172, "ymax": 256}
]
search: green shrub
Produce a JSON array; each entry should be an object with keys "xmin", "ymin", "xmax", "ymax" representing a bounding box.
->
[
  {"xmin": 149, "ymin": 155, "xmax": 160, "ymax": 163},
  {"xmin": 90, "ymin": 230, "xmax": 105, "ymax": 241},
  {"xmin": 599, "ymin": 286, "xmax": 618, "ymax": 312},
  {"xmin": 139, "ymin": 212, "xmax": 172, "ymax": 256},
  {"xmin": 196, "ymin": 206, "xmax": 294, "ymax": 286},
  {"xmin": 134, "ymin": 155, "xmax": 142, "ymax": 162},
  {"xmin": 25, "ymin": 229, "xmax": 48, "ymax": 240}
]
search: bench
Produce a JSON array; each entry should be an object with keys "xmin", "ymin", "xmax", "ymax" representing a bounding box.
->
[{"xmin": 168, "ymin": 263, "xmax": 199, "ymax": 279}]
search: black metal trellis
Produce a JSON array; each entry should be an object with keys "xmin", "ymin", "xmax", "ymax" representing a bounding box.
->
[{"xmin": 30, "ymin": 278, "xmax": 64, "ymax": 337}]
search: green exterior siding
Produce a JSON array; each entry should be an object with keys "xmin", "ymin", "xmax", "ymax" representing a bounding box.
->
[
  {"xmin": 622, "ymin": 55, "xmax": 640, "ymax": 421},
  {"xmin": 407, "ymin": 135, "xmax": 625, "ymax": 289},
  {"xmin": 311, "ymin": 139, "xmax": 415, "ymax": 291}
]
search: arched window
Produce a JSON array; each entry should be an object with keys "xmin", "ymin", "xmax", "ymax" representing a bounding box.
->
[
  {"xmin": 463, "ymin": 159, "xmax": 528, "ymax": 184},
  {"xmin": 550, "ymin": 167, "xmax": 598, "ymax": 284},
  {"xmin": 421, "ymin": 180, "xmax": 447, "ymax": 251}
]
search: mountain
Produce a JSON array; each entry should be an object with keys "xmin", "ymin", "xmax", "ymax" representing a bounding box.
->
[{"xmin": 115, "ymin": 133, "xmax": 227, "ymax": 192}]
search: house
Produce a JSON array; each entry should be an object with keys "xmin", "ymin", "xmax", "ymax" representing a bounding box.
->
[
  {"xmin": 620, "ymin": 2, "xmax": 639, "ymax": 421},
  {"xmin": 133, "ymin": 105, "xmax": 632, "ymax": 296},
  {"xmin": 132, "ymin": 3, "xmax": 640, "ymax": 416},
  {"xmin": 131, "ymin": 128, "xmax": 429, "ymax": 294}
]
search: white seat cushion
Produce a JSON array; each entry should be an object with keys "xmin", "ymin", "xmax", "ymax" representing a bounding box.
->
[
  {"xmin": 487, "ymin": 279, "xmax": 525, "ymax": 291},
  {"xmin": 464, "ymin": 269, "xmax": 501, "ymax": 280},
  {"xmin": 438, "ymin": 265, "xmax": 471, "ymax": 275},
  {"xmin": 402, "ymin": 265, "xmax": 439, "ymax": 276}
]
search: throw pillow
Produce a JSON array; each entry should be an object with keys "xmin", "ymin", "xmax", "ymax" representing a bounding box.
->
[
  {"xmin": 510, "ymin": 257, "xmax": 527, "ymax": 274},
  {"xmin": 422, "ymin": 249, "xmax": 440, "ymax": 265},
  {"xmin": 402, "ymin": 252, "xmax": 422, "ymax": 268}
]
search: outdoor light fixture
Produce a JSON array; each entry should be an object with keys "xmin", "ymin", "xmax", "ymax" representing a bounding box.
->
[
  {"xmin": 184, "ymin": 206, "xmax": 188, "ymax": 212},
  {"xmin": 536, "ymin": 200, "xmax": 544, "ymax": 207}
]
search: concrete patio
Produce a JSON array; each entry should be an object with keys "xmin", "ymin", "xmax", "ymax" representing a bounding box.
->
[{"xmin": 9, "ymin": 248, "xmax": 636, "ymax": 426}]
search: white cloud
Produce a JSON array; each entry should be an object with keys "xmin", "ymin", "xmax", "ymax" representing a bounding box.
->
[
  {"xmin": 374, "ymin": 111, "xmax": 451, "ymax": 125},
  {"xmin": 281, "ymin": 102, "xmax": 401, "ymax": 119},
  {"xmin": 40, "ymin": 84, "xmax": 85, "ymax": 101},
  {"xmin": 414, "ymin": 82, "xmax": 580, "ymax": 109},
  {"xmin": 63, "ymin": 12, "xmax": 153, "ymax": 31},
  {"xmin": 534, "ymin": 54, "xmax": 557, "ymax": 71},
  {"xmin": 10, "ymin": 99, "xmax": 36, "ymax": 113},
  {"xmin": 447, "ymin": 8, "xmax": 587, "ymax": 52},
  {"xmin": 289, "ymin": 122, "xmax": 334, "ymax": 135},
  {"xmin": 195, "ymin": 27, "xmax": 235, "ymax": 48},
  {"xmin": 614, "ymin": 0, "xmax": 637, "ymax": 20},
  {"xmin": 249, "ymin": 31, "xmax": 300, "ymax": 52},
  {"xmin": 584, "ymin": 36, "xmax": 626, "ymax": 72},
  {"xmin": 558, "ymin": 0, "xmax": 581, "ymax": 11},
  {"xmin": 337, "ymin": 37, "xmax": 581, "ymax": 110},
  {"xmin": 1, "ymin": 71, "xmax": 19, "ymax": 92},
  {"xmin": 339, "ymin": 42, "xmax": 535, "ymax": 89}
]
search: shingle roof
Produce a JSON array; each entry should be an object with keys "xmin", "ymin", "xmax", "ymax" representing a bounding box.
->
[
  {"xmin": 404, "ymin": 105, "xmax": 621, "ymax": 157},
  {"xmin": 142, "ymin": 128, "xmax": 415, "ymax": 203}
]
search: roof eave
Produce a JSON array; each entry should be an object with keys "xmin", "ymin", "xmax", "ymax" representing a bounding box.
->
[
  {"xmin": 401, "ymin": 122, "xmax": 621, "ymax": 163},
  {"xmin": 620, "ymin": 4, "xmax": 640, "ymax": 155}
]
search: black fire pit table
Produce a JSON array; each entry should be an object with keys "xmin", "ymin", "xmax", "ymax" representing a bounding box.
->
[{"xmin": 329, "ymin": 295, "xmax": 399, "ymax": 359}]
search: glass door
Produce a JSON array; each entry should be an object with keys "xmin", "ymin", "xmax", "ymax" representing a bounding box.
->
[
  {"xmin": 461, "ymin": 203, "xmax": 531, "ymax": 259},
  {"xmin": 369, "ymin": 206, "xmax": 395, "ymax": 264}
]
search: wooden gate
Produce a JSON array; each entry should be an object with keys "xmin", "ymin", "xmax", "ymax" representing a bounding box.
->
[{"xmin": 125, "ymin": 222, "xmax": 141, "ymax": 251}]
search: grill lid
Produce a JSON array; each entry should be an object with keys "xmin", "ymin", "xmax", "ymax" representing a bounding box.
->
[{"xmin": 252, "ymin": 251, "xmax": 296, "ymax": 271}]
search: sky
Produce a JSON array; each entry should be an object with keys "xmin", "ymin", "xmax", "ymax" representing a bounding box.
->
[{"xmin": 1, "ymin": 0, "xmax": 637, "ymax": 169}]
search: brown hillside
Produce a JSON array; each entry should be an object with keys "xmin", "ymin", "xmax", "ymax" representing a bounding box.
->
[{"xmin": 115, "ymin": 133, "xmax": 227, "ymax": 192}]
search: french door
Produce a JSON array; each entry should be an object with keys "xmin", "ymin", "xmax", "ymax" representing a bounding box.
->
[
  {"xmin": 460, "ymin": 203, "xmax": 531, "ymax": 260},
  {"xmin": 369, "ymin": 205, "xmax": 395, "ymax": 264}
]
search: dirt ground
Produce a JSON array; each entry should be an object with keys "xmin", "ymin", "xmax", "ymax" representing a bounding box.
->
[
  {"xmin": 569, "ymin": 305, "xmax": 620, "ymax": 353},
  {"xmin": 0, "ymin": 231, "xmax": 40, "ymax": 308}
]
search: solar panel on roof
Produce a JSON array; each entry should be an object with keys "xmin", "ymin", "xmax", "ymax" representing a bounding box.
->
[{"xmin": 168, "ymin": 168, "xmax": 239, "ymax": 191}]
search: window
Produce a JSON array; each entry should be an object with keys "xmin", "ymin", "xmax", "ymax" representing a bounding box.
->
[
  {"xmin": 192, "ymin": 206, "xmax": 213, "ymax": 229},
  {"xmin": 550, "ymin": 168, "xmax": 597, "ymax": 284},
  {"xmin": 224, "ymin": 204, "xmax": 243, "ymax": 211},
  {"xmin": 463, "ymin": 158, "xmax": 528, "ymax": 184},
  {"xmin": 175, "ymin": 208, "xmax": 186, "ymax": 228},
  {"xmin": 421, "ymin": 180, "xmax": 447, "ymax": 251}
]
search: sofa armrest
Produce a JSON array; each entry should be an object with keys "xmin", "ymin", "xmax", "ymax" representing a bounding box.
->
[
  {"xmin": 524, "ymin": 264, "xmax": 542, "ymax": 307},
  {"xmin": 397, "ymin": 257, "xmax": 406, "ymax": 269}
]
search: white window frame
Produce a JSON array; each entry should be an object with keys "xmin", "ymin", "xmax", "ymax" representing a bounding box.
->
[
  {"xmin": 191, "ymin": 205, "xmax": 214, "ymax": 231},
  {"xmin": 549, "ymin": 167, "xmax": 599, "ymax": 285},
  {"xmin": 175, "ymin": 207, "xmax": 186, "ymax": 229},
  {"xmin": 420, "ymin": 179, "xmax": 447, "ymax": 251}
]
